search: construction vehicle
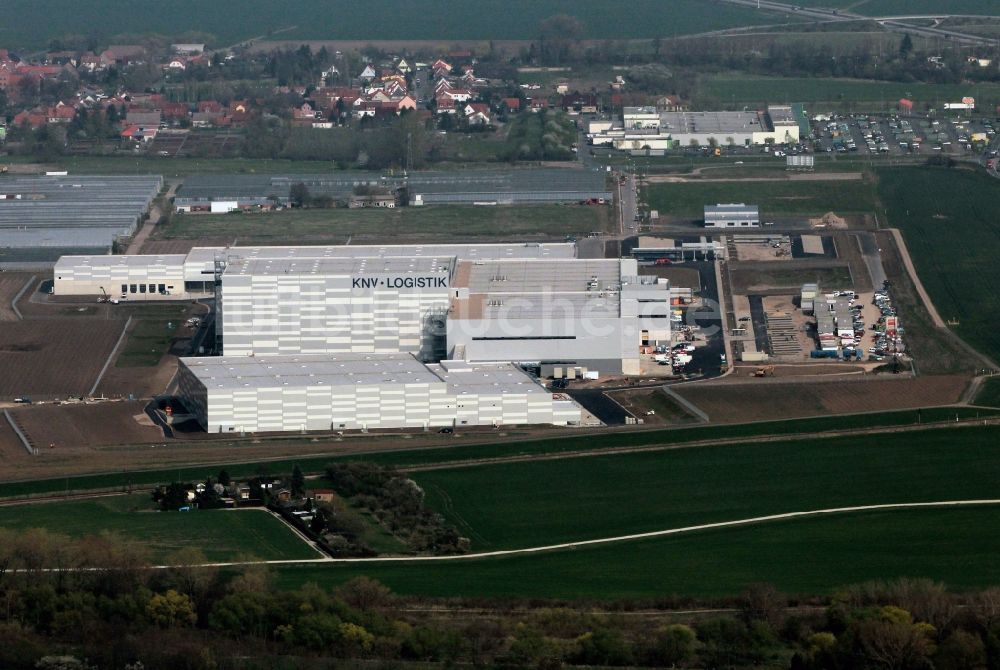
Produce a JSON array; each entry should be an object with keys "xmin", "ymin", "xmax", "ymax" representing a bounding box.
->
[{"xmin": 753, "ymin": 365, "xmax": 775, "ymax": 378}]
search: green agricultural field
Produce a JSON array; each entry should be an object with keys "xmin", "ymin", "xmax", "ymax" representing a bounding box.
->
[
  {"xmin": 699, "ymin": 75, "xmax": 1000, "ymax": 110},
  {"xmin": 411, "ymin": 426, "xmax": 1000, "ymax": 550},
  {"xmin": 643, "ymin": 179, "xmax": 876, "ymax": 218},
  {"xmin": 0, "ymin": 496, "xmax": 317, "ymax": 563},
  {"xmin": 3, "ymin": 408, "xmax": 996, "ymax": 499},
  {"xmin": 272, "ymin": 506, "xmax": 1000, "ymax": 599},
  {"xmin": 852, "ymin": 0, "xmax": 1000, "ymax": 16},
  {"xmin": 975, "ymin": 378, "xmax": 1000, "ymax": 408},
  {"xmin": 0, "ymin": 0, "xmax": 795, "ymax": 50},
  {"xmin": 154, "ymin": 204, "xmax": 612, "ymax": 245},
  {"xmin": 877, "ymin": 167, "xmax": 1000, "ymax": 363}
]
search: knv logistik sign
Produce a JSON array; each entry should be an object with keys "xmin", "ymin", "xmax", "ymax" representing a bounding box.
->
[{"xmin": 351, "ymin": 275, "xmax": 449, "ymax": 290}]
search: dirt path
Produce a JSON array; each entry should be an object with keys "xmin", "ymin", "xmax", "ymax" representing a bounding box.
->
[
  {"xmin": 126, "ymin": 183, "xmax": 178, "ymax": 255},
  {"xmin": 140, "ymin": 499, "xmax": 1000, "ymax": 568},
  {"xmin": 887, "ymin": 228, "xmax": 945, "ymax": 328}
]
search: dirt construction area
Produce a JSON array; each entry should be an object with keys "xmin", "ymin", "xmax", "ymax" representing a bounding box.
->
[
  {"xmin": 0, "ymin": 320, "xmax": 126, "ymax": 399},
  {"xmin": 0, "ymin": 273, "xmax": 34, "ymax": 321},
  {"xmin": 675, "ymin": 375, "xmax": 971, "ymax": 424}
]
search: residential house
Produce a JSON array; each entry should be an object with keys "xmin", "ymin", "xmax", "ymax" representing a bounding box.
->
[
  {"xmin": 528, "ymin": 98, "xmax": 547, "ymax": 113},
  {"xmin": 359, "ymin": 64, "xmax": 377, "ymax": 81},
  {"xmin": 46, "ymin": 102, "xmax": 76, "ymax": 124},
  {"xmin": 352, "ymin": 100, "xmax": 376, "ymax": 119},
  {"xmin": 161, "ymin": 102, "xmax": 191, "ymax": 123},
  {"xmin": 349, "ymin": 193, "xmax": 396, "ymax": 208},
  {"xmin": 396, "ymin": 58, "xmax": 411, "ymax": 73},
  {"xmin": 13, "ymin": 108, "xmax": 49, "ymax": 129},
  {"xmin": 312, "ymin": 489, "xmax": 337, "ymax": 503},
  {"xmin": 464, "ymin": 102, "xmax": 491, "ymax": 126},
  {"xmin": 561, "ymin": 92, "xmax": 599, "ymax": 113},
  {"xmin": 191, "ymin": 111, "xmax": 223, "ymax": 127},
  {"xmin": 79, "ymin": 52, "xmax": 101, "ymax": 72},
  {"xmin": 197, "ymin": 100, "xmax": 224, "ymax": 114},
  {"xmin": 120, "ymin": 124, "xmax": 157, "ymax": 142},
  {"xmin": 435, "ymin": 97, "xmax": 456, "ymax": 115},
  {"xmin": 502, "ymin": 97, "xmax": 521, "ymax": 113},
  {"xmin": 101, "ymin": 45, "xmax": 147, "ymax": 67},
  {"xmin": 655, "ymin": 95, "xmax": 688, "ymax": 112},
  {"xmin": 432, "ymin": 59, "xmax": 452, "ymax": 77},
  {"xmin": 439, "ymin": 87, "xmax": 472, "ymax": 103}
]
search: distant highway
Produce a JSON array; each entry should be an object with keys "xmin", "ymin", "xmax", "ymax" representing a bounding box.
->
[{"xmin": 719, "ymin": 0, "xmax": 1000, "ymax": 47}]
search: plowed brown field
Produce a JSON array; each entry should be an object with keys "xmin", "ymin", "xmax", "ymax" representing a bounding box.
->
[
  {"xmin": 0, "ymin": 320, "xmax": 125, "ymax": 399},
  {"xmin": 676, "ymin": 375, "xmax": 970, "ymax": 423}
]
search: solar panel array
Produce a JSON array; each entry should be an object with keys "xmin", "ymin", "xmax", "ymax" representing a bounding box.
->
[{"xmin": 0, "ymin": 175, "xmax": 163, "ymax": 250}]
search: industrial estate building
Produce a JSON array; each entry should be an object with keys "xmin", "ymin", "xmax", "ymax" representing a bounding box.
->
[
  {"xmin": 177, "ymin": 353, "xmax": 581, "ymax": 433},
  {"xmin": 588, "ymin": 106, "xmax": 802, "ymax": 150},
  {"xmin": 55, "ymin": 242, "xmax": 677, "ymax": 432},
  {"xmin": 173, "ymin": 168, "xmax": 612, "ymax": 212},
  {"xmin": 704, "ymin": 203, "xmax": 761, "ymax": 228},
  {"xmin": 0, "ymin": 175, "xmax": 162, "ymax": 263}
]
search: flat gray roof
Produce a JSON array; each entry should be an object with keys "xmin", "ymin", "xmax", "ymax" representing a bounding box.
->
[
  {"xmin": 182, "ymin": 352, "xmax": 549, "ymax": 395},
  {"xmin": 182, "ymin": 352, "xmax": 442, "ymax": 389},
  {"xmin": 0, "ymin": 175, "xmax": 161, "ymax": 249},
  {"xmin": 225, "ymin": 255, "xmax": 454, "ymax": 277},
  {"xmin": 459, "ymin": 258, "xmax": 621, "ymax": 293},
  {"xmin": 660, "ymin": 111, "xmax": 763, "ymax": 135}
]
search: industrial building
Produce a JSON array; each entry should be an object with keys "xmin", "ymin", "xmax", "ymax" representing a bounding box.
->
[
  {"xmin": 54, "ymin": 242, "xmax": 573, "ymax": 301},
  {"xmin": 173, "ymin": 168, "xmax": 612, "ymax": 211},
  {"xmin": 177, "ymin": 352, "xmax": 582, "ymax": 433},
  {"xmin": 55, "ymin": 241, "xmax": 676, "ymax": 432},
  {"xmin": 588, "ymin": 106, "xmax": 802, "ymax": 151},
  {"xmin": 704, "ymin": 203, "xmax": 760, "ymax": 228},
  {"xmin": 0, "ymin": 175, "xmax": 162, "ymax": 263}
]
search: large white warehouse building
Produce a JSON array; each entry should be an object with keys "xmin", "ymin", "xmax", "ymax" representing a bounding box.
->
[
  {"xmin": 54, "ymin": 242, "xmax": 675, "ymax": 432},
  {"xmin": 177, "ymin": 352, "xmax": 581, "ymax": 432}
]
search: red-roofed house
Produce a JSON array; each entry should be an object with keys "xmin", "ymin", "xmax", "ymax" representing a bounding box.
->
[
  {"xmin": 464, "ymin": 102, "xmax": 491, "ymax": 126},
  {"xmin": 502, "ymin": 97, "xmax": 521, "ymax": 112},
  {"xmin": 435, "ymin": 97, "xmax": 456, "ymax": 115},
  {"xmin": 438, "ymin": 88, "xmax": 472, "ymax": 103}
]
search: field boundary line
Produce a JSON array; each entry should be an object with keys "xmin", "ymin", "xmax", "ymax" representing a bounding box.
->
[
  {"xmin": 403, "ymin": 415, "xmax": 998, "ymax": 473},
  {"xmin": 89, "ymin": 316, "xmax": 133, "ymax": 397},
  {"xmin": 10, "ymin": 274, "xmax": 36, "ymax": 320},
  {"xmin": 4, "ymin": 410, "xmax": 36, "ymax": 456},
  {"xmin": 662, "ymin": 386, "xmax": 710, "ymax": 423},
  {"xmin": 141, "ymin": 499, "xmax": 1000, "ymax": 568}
]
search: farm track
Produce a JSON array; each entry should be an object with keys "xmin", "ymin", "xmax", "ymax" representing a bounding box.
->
[{"xmin": 25, "ymin": 499, "xmax": 1000, "ymax": 571}]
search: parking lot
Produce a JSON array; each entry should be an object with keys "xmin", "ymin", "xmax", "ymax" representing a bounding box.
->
[{"xmin": 810, "ymin": 113, "xmax": 997, "ymax": 158}]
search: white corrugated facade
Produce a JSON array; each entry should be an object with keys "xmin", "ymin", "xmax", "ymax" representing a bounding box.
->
[{"xmin": 177, "ymin": 353, "xmax": 581, "ymax": 432}]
